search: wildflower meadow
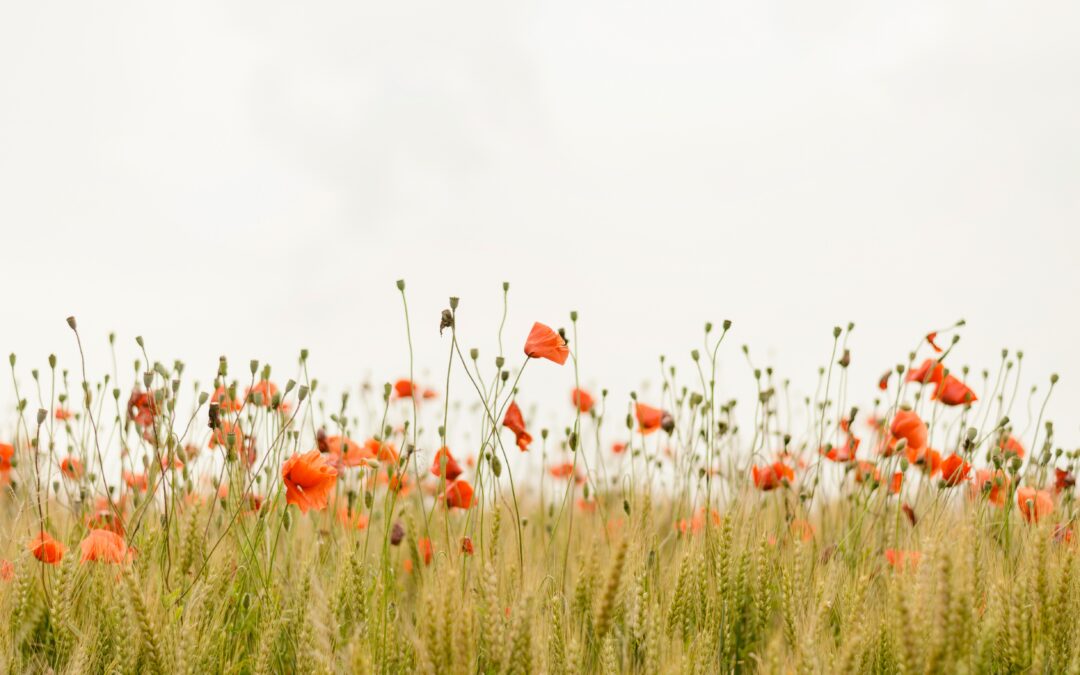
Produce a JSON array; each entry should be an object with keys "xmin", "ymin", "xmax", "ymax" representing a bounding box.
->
[{"xmin": 1, "ymin": 283, "xmax": 1077, "ymax": 674}]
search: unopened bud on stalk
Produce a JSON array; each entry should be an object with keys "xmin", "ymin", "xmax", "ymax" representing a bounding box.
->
[
  {"xmin": 298, "ymin": 386, "xmax": 309, "ymax": 402},
  {"xmin": 396, "ymin": 279, "xmax": 405, "ymax": 291},
  {"xmin": 470, "ymin": 348, "xmax": 479, "ymax": 360},
  {"xmin": 1050, "ymin": 373, "xmax": 1060, "ymax": 384},
  {"xmin": 495, "ymin": 356, "xmax": 505, "ymax": 369},
  {"xmin": 285, "ymin": 380, "xmax": 295, "ymax": 393},
  {"xmin": 690, "ymin": 350, "xmax": 700, "ymax": 362},
  {"xmin": 36, "ymin": 409, "xmax": 46, "ymax": 425},
  {"xmin": 570, "ymin": 310, "xmax": 578, "ymax": 322},
  {"xmin": 66, "ymin": 316, "xmax": 77, "ymax": 330}
]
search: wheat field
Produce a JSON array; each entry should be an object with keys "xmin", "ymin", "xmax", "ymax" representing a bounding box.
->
[{"xmin": 1, "ymin": 285, "xmax": 1077, "ymax": 674}]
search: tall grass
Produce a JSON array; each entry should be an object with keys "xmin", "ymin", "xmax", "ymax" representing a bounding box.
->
[{"xmin": 0, "ymin": 290, "xmax": 1076, "ymax": 674}]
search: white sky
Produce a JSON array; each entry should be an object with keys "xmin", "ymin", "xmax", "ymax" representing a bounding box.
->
[{"xmin": 2, "ymin": 1, "xmax": 1079, "ymax": 449}]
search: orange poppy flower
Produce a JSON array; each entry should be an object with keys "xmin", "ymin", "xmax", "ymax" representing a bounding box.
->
[
  {"xmin": 997, "ymin": 435, "xmax": 1026, "ymax": 459},
  {"xmin": 1016, "ymin": 487, "xmax": 1054, "ymax": 523},
  {"xmin": 971, "ymin": 469, "xmax": 1010, "ymax": 507},
  {"xmin": 933, "ymin": 375, "xmax": 977, "ymax": 406},
  {"xmin": 210, "ymin": 385, "xmax": 242, "ymax": 412},
  {"xmin": 28, "ymin": 531, "xmax": 65, "ymax": 564},
  {"xmin": 393, "ymin": 379, "xmax": 416, "ymax": 399},
  {"xmin": 321, "ymin": 435, "xmax": 368, "ymax": 468},
  {"xmin": 752, "ymin": 462, "xmax": 795, "ymax": 491},
  {"xmin": 209, "ymin": 421, "xmax": 245, "ymax": 454},
  {"xmin": 123, "ymin": 471, "xmax": 148, "ymax": 492},
  {"xmin": 890, "ymin": 472, "xmax": 904, "ymax": 494},
  {"xmin": 878, "ymin": 371, "xmax": 891, "ymax": 390},
  {"xmin": 906, "ymin": 446, "xmax": 943, "ymax": 476},
  {"xmin": 503, "ymin": 401, "xmax": 532, "ymax": 451},
  {"xmin": 0, "ymin": 560, "xmax": 12, "ymax": 581},
  {"xmin": 460, "ymin": 537, "xmax": 474, "ymax": 555},
  {"xmin": 925, "ymin": 332, "xmax": 943, "ymax": 353},
  {"xmin": 55, "ymin": 407, "xmax": 73, "ymax": 421},
  {"xmin": 571, "ymin": 388, "xmax": 595, "ymax": 414},
  {"xmin": 523, "ymin": 322, "xmax": 569, "ymax": 365},
  {"xmin": 885, "ymin": 549, "xmax": 921, "ymax": 571},
  {"xmin": 363, "ymin": 438, "xmax": 398, "ymax": 464},
  {"xmin": 245, "ymin": 380, "xmax": 278, "ymax": 406},
  {"xmin": 443, "ymin": 480, "xmax": 474, "ymax": 509},
  {"xmin": 790, "ymin": 519, "xmax": 815, "ymax": 542},
  {"xmin": 549, "ymin": 461, "xmax": 584, "ymax": 484},
  {"xmin": 854, "ymin": 461, "xmax": 880, "ymax": 484},
  {"xmin": 906, "ymin": 359, "xmax": 945, "ymax": 386},
  {"xmin": 126, "ymin": 390, "xmax": 158, "ymax": 428},
  {"xmin": 60, "ymin": 456, "xmax": 83, "ymax": 480},
  {"xmin": 576, "ymin": 498, "xmax": 597, "ymax": 512},
  {"xmin": 611, "ymin": 442, "xmax": 626, "ymax": 454},
  {"xmin": 430, "ymin": 447, "xmax": 463, "ymax": 481},
  {"xmin": 635, "ymin": 403, "xmax": 664, "ymax": 435},
  {"xmin": 336, "ymin": 506, "xmax": 370, "ymax": 530},
  {"xmin": 0, "ymin": 442, "xmax": 13, "ymax": 472},
  {"xmin": 79, "ymin": 529, "xmax": 127, "ymax": 564},
  {"xmin": 890, "ymin": 409, "xmax": 927, "ymax": 453},
  {"xmin": 86, "ymin": 508, "xmax": 124, "ymax": 535},
  {"xmin": 160, "ymin": 454, "xmax": 184, "ymax": 471},
  {"xmin": 823, "ymin": 434, "xmax": 860, "ymax": 462},
  {"xmin": 281, "ymin": 450, "xmax": 339, "ymax": 513},
  {"xmin": 418, "ymin": 537, "xmax": 434, "ymax": 565},
  {"xmin": 939, "ymin": 454, "xmax": 971, "ymax": 486}
]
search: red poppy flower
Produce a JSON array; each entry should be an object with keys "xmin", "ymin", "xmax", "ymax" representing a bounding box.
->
[
  {"xmin": 1016, "ymin": 487, "xmax": 1054, "ymax": 523},
  {"xmin": 55, "ymin": 407, "xmax": 73, "ymax": 421},
  {"xmin": 854, "ymin": 461, "xmax": 880, "ymax": 484},
  {"xmin": 28, "ymin": 531, "xmax": 65, "ymax": 564},
  {"xmin": 926, "ymin": 332, "xmax": 943, "ymax": 353},
  {"xmin": 906, "ymin": 359, "xmax": 945, "ymax": 386},
  {"xmin": 906, "ymin": 446, "xmax": 943, "ymax": 476},
  {"xmin": 548, "ymin": 461, "xmax": 584, "ymax": 484},
  {"xmin": 890, "ymin": 409, "xmax": 927, "ymax": 453},
  {"xmin": 571, "ymin": 388, "xmax": 595, "ymax": 414},
  {"xmin": 460, "ymin": 537, "xmax": 474, "ymax": 555},
  {"xmin": 878, "ymin": 371, "xmax": 891, "ymax": 390},
  {"xmin": 997, "ymin": 435, "xmax": 1026, "ymax": 459},
  {"xmin": 443, "ymin": 480, "xmax": 474, "ymax": 509},
  {"xmin": 393, "ymin": 379, "xmax": 416, "ymax": 399},
  {"xmin": 211, "ymin": 385, "xmax": 242, "ymax": 412},
  {"xmin": 939, "ymin": 453, "xmax": 971, "ymax": 486},
  {"xmin": 752, "ymin": 462, "xmax": 795, "ymax": 491},
  {"xmin": 281, "ymin": 450, "xmax": 339, "ymax": 513},
  {"xmin": 245, "ymin": 380, "xmax": 279, "ymax": 407},
  {"xmin": 933, "ymin": 375, "xmax": 977, "ymax": 406},
  {"xmin": 86, "ymin": 508, "xmax": 124, "ymax": 535},
  {"xmin": 1054, "ymin": 468, "xmax": 1075, "ymax": 494},
  {"xmin": 209, "ymin": 421, "xmax": 245, "ymax": 454},
  {"xmin": 635, "ymin": 403, "xmax": 664, "ymax": 435},
  {"xmin": 418, "ymin": 537, "xmax": 434, "ymax": 565},
  {"xmin": 611, "ymin": 442, "xmax": 626, "ymax": 454},
  {"xmin": 60, "ymin": 456, "xmax": 83, "ymax": 480},
  {"xmin": 364, "ymin": 438, "xmax": 399, "ymax": 464},
  {"xmin": 503, "ymin": 401, "xmax": 532, "ymax": 451},
  {"xmin": 885, "ymin": 548, "xmax": 921, "ymax": 571},
  {"xmin": 523, "ymin": 322, "xmax": 569, "ymax": 365},
  {"xmin": 0, "ymin": 559, "xmax": 12, "ymax": 581},
  {"xmin": 430, "ymin": 447, "xmax": 463, "ymax": 481},
  {"xmin": 79, "ymin": 529, "xmax": 127, "ymax": 564},
  {"xmin": 123, "ymin": 471, "xmax": 148, "ymax": 492},
  {"xmin": 971, "ymin": 468, "xmax": 1010, "ymax": 507},
  {"xmin": 823, "ymin": 434, "xmax": 860, "ymax": 462},
  {"xmin": 0, "ymin": 442, "xmax": 13, "ymax": 473},
  {"xmin": 126, "ymin": 391, "xmax": 158, "ymax": 428},
  {"xmin": 890, "ymin": 472, "xmax": 904, "ymax": 494}
]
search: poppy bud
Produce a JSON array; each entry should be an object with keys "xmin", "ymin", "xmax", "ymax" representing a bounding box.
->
[
  {"xmin": 440, "ymin": 309, "xmax": 454, "ymax": 335},
  {"xmin": 298, "ymin": 386, "xmax": 309, "ymax": 402},
  {"xmin": 495, "ymin": 356, "xmax": 505, "ymax": 369},
  {"xmin": 492, "ymin": 455, "xmax": 503, "ymax": 477},
  {"xmin": 114, "ymin": 388, "xmax": 121, "ymax": 401},
  {"xmin": 568, "ymin": 432, "xmax": 578, "ymax": 451},
  {"xmin": 391, "ymin": 522, "xmax": 405, "ymax": 546},
  {"xmin": 47, "ymin": 354, "xmax": 57, "ymax": 369},
  {"xmin": 470, "ymin": 348, "xmax": 479, "ymax": 360},
  {"xmin": 502, "ymin": 281, "xmax": 509, "ymax": 291},
  {"xmin": 396, "ymin": 279, "xmax": 405, "ymax": 291},
  {"xmin": 449, "ymin": 296, "xmax": 459, "ymax": 309},
  {"xmin": 625, "ymin": 414, "xmax": 633, "ymax": 430},
  {"xmin": 66, "ymin": 316, "xmax": 77, "ymax": 330},
  {"xmin": 570, "ymin": 310, "xmax": 578, "ymax": 322},
  {"xmin": 300, "ymin": 349, "xmax": 309, "ymax": 361},
  {"xmin": 838, "ymin": 350, "xmax": 850, "ymax": 368},
  {"xmin": 833, "ymin": 326, "xmax": 842, "ymax": 338},
  {"xmin": 282, "ymin": 509, "xmax": 293, "ymax": 531},
  {"xmin": 36, "ymin": 408, "xmax": 46, "ymax": 425},
  {"xmin": 8, "ymin": 353, "xmax": 14, "ymax": 367},
  {"xmin": 661, "ymin": 413, "xmax": 675, "ymax": 434},
  {"xmin": 143, "ymin": 372, "xmax": 153, "ymax": 388},
  {"xmin": 690, "ymin": 350, "xmax": 700, "ymax": 361},
  {"xmin": 1051, "ymin": 373, "xmax": 1060, "ymax": 385}
]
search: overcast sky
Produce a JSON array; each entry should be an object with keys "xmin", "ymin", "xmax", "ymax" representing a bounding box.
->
[{"xmin": 2, "ymin": 1, "xmax": 1078, "ymax": 447}]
